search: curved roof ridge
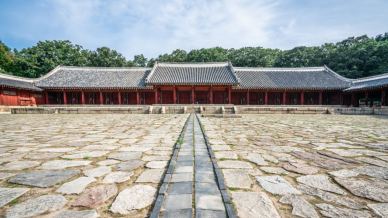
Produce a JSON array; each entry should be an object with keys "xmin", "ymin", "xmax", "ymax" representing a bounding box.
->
[
  {"xmin": 0, "ymin": 72, "xmax": 36, "ymax": 82},
  {"xmin": 59, "ymin": 66, "xmax": 151, "ymax": 70},
  {"xmin": 157, "ymin": 62, "xmax": 229, "ymax": 67},
  {"xmin": 234, "ymin": 66, "xmax": 325, "ymax": 71},
  {"xmin": 352, "ymin": 72, "xmax": 388, "ymax": 83}
]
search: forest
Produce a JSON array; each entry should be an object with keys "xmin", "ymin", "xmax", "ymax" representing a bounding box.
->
[{"xmin": 0, "ymin": 33, "xmax": 387, "ymax": 79}]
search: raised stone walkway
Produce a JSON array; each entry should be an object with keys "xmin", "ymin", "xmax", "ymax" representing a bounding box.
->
[{"xmin": 153, "ymin": 114, "xmax": 230, "ymax": 218}]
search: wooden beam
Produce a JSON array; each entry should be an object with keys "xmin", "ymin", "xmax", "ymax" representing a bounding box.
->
[
  {"xmin": 81, "ymin": 91, "xmax": 85, "ymax": 105},
  {"xmin": 264, "ymin": 91, "xmax": 268, "ymax": 105},
  {"xmin": 173, "ymin": 86, "xmax": 177, "ymax": 104},
  {"xmin": 155, "ymin": 88, "xmax": 158, "ymax": 104},
  {"xmin": 300, "ymin": 91, "xmax": 304, "ymax": 105},
  {"xmin": 282, "ymin": 91, "xmax": 286, "ymax": 105},
  {"xmin": 319, "ymin": 91, "xmax": 323, "ymax": 105},
  {"xmin": 191, "ymin": 86, "xmax": 195, "ymax": 104},
  {"xmin": 99, "ymin": 91, "xmax": 103, "ymax": 105},
  {"xmin": 118, "ymin": 91, "xmax": 121, "ymax": 105},
  {"xmin": 63, "ymin": 91, "xmax": 67, "ymax": 105},
  {"xmin": 209, "ymin": 86, "xmax": 213, "ymax": 104},
  {"xmin": 247, "ymin": 89, "xmax": 250, "ymax": 105},
  {"xmin": 228, "ymin": 87, "xmax": 232, "ymax": 104},
  {"xmin": 45, "ymin": 91, "xmax": 49, "ymax": 104},
  {"xmin": 136, "ymin": 91, "xmax": 140, "ymax": 105}
]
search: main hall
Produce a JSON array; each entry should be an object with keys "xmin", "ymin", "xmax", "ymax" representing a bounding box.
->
[{"xmin": 0, "ymin": 62, "xmax": 387, "ymax": 106}]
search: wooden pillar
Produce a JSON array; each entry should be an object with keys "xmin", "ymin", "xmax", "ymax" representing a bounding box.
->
[
  {"xmin": 191, "ymin": 86, "xmax": 195, "ymax": 104},
  {"xmin": 351, "ymin": 93, "xmax": 356, "ymax": 106},
  {"xmin": 247, "ymin": 90, "xmax": 250, "ymax": 105},
  {"xmin": 209, "ymin": 86, "xmax": 213, "ymax": 104},
  {"xmin": 45, "ymin": 91, "xmax": 49, "ymax": 104},
  {"xmin": 99, "ymin": 91, "xmax": 103, "ymax": 105},
  {"xmin": 173, "ymin": 86, "xmax": 177, "ymax": 104},
  {"xmin": 154, "ymin": 88, "xmax": 158, "ymax": 104},
  {"xmin": 382, "ymin": 89, "xmax": 386, "ymax": 106},
  {"xmin": 81, "ymin": 91, "xmax": 85, "ymax": 105},
  {"xmin": 340, "ymin": 93, "xmax": 344, "ymax": 105},
  {"xmin": 136, "ymin": 91, "xmax": 140, "ymax": 105},
  {"xmin": 228, "ymin": 87, "xmax": 232, "ymax": 104},
  {"xmin": 319, "ymin": 91, "xmax": 323, "ymax": 105},
  {"xmin": 282, "ymin": 91, "xmax": 286, "ymax": 105},
  {"xmin": 264, "ymin": 91, "xmax": 268, "ymax": 105},
  {"xmin": 63, "ymin": 91, "xmax": 67, "ymax": 105},
  {"xmin": 118, "ymin": 91, "xmax": 121, "ymax": 105},
  {"xmin": 0, "ymin": 88, "xmax": 3, "ymax": 105},
  {"xmin": 300, "ymin": 91, "xmax": 304, "ymax": 105}
]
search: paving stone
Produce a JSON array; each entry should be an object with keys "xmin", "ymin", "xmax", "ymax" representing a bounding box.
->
[
  {"xmin": 168, "ymin": 182, "xmax": 193, "ymax": 195},
  {"xmin": 9, "ymin": 170, "xmax": 79, "ymax": 188},
  {"xmin": 84, "ymin": 166, "xmax": 111, "ymax": 177},
  {"xmin": 244, "ymin": 153, "xmax": 269, "ymax": 166},
  {"xmin": 291, "ymin": 151, "xmax": 352, "ymax": 170},
  {"xmin": 0, "ymin": 172, "xmax": 15, "ymax": 180},
  {"xmin": 143, "ymin": 155, "xmax": 171, "ymax": 161},
  {"xmin": 102, "ymin": 171, "xmax": 133, "ymax": 183},
  {"xmin": 108, "ymin": 151, "xmax": 142, "ymax": 161},
  {"xmin": 260, "ymin": 167, "xmax": 288, "ymax": 175},
  {"xmin": 161, "ymin": 209, "xmax": 192, "ymax": 218},
  {"xmin": 56, "ymin": 176, "xmax": 96, "ymax": 194},
  {"xmin": 296, "ymin": 174, "xmax": 346, "ymax": 195},
  {"xmin": 115, "ymin": 160, "xmax": 145, "ymax": 171},
  {"xmin": 175, "ymin": 166, "xmax": 193, "ymax": 173},
  {"xmin": 40, "ymin": 160, "xmax": 91, "ymax": 170},
  {"xmin": 355, "ymin": 165, "xmax": 388, "ymax": 180},
  {"xmin": 1, "ymin": 160, "xmax": 40, "ymax": 170},
  {"xmin": 256, "ymin": 175, "xmax": 301, "ymax": 195},
  {"xmin": 218, "ymin": 160, "xmax": 252, "ymax": 169},
  {"xmin": 196, "ymin": 182, "xmax": 221, "ymax": 195},
  {"xmin": 282, "ymin": 162, "xmax": 319, "ymax": 175},
  {"xmin": 279, "ymin": 194, "xmax": 319, "ymax": 218},
  {"xmin": 97, "ymin": 159, "xmax": 120, "ymax": 166},
  {"xmin": 334, "ymin": 177, "xmax": 388, "ymax": 202},
  {"xmin": 73, "ymin": 184, "xmax": 118, "ymax": 208},
  {"xmin": 231, "ymin": 191, "xmax": 281, "ymax": 218},
  {"xmin": 6, "ymin": 194, "xmax": 67, "ymax": 218},
  {"xmin": 211, "ymin": 145, "xmax": 231, "ymax": 151},
  {"xmin": 328, "ymin": 169, "xmax": 359, "ymax": 177},
  {"xmin": 0, "ymin": 188, "xmax": 29, "ymax": 207},
  {"xmin": 297, "ymin": 184, "xmax": 365, "ymax": 209},
  {"xmin": 62, "ymin": 151, "xmax": 109, "ymax": 159},
  {"xmin": 136, "ymin": 169, "xmax": 164, "ymax": 183},
  {"xmin": 53, "ymin": 210, "xmax": 99, "ymax": 218},
  {"xmin": 171, "ymin": 173, "xmax": 192, "ymax": 182},
  {"xmin": 196, "ymin": 194, "xmax": 225, "ymax": 211},
  {"xmin": 163, "ymin": 194, "xmax": 192, "ymax": 210},
  {"xmin": 196, "ymin": 209, "xmax": 226, "ymax": 218},
  {"xmin": 222, "ymin": 169, "xmax": 252, "ymax": 189},
  {"xmin": 367, "ymin": 203, "xmax": 388, "ymax": 218},
  {"xmin": 214, "ymin": 151, "xmax": 238, "ymax": 159},
  {"xmin": 316, "ymin": 203, "xmax": 371, "ymax": 218},
  {"xmin": 195, "ymin": 172, "xmax": 216, "ymax": 183},
  {"xmin": 327, "ymin": 148, "xmax": 386, "ymax": 157},
  {"xmin": 25, "ymin": 152, "xmax": 62, "ymax": 160},
  {"xmin": 146, "ymin": 160, "xmax": 168, "ymax": 169},
  {"xmin": 110, "ymin": 185, "xmax": 156, "ymax": 215},
  {"xmin": 38, "ymin": 147, "xmax": 76, "ymax": 152},
  {"xmin": 356, "ymin": 156, "xmax": 388, "ymax": 168}
]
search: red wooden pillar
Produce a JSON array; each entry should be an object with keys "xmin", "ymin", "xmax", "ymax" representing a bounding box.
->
[
  {"xmin": 319, "ymin": 91, "xmax": 323, "ymax": 105},
  {"xmin": 63, "ymin": 91, "xmax": 67, "ymax": 105},
  {"xmin": 136, "ymin": 91, "xmax": 140, "ymax": 105},
  {"xmin": 191, "ymin": 86, "xmax": 195, "ymax": 104},
  {"xmin": 382, "ymin": 89, "xmax": 386, "ymax": 106},
  {"xmin": 340, "ymin": 93, "xmax": 344, "ymax": 105},
  {"xmin": 81, "ymin": 91, "xmax": 85, "ymax": 105},
  {"xmin": 209, "ymin": 86, "xmax": 213, "ymax": 104},
  {"xmin": 247, "ymin": 89, "xmax": 250, "ymax": 105},
  {"xmin": 45, "ymin": 91, "xmax": 49, "ymax": 104},
  {"xmin": 264, "ymin": 91, "xmax": 268, "ymax": 105},
  {"xmin": 0, "ymin": 88, "xmax": 3, "ymax": 105},
  {"xmin": 155, "ymin": 88, "xmax": 158, "ymax": 104},
  {"xmin": 118, "ymin": 91, "xmax": 121, "ymax": 105},
  {"xmin": 351, "ymin": 93, "xmax": 356, "ymax": 106},
  {"xmin": 228, "ymin": 87, "xmax": 232, "ymax": 104},
  {"xmin": 173, "ymin": 86, "xmax": 177, "ymax": 104},
  {"xmin": 282, "ymin": 91, "xmax": 286, "ymax": 105},
  {"xmin": 300, "ymin": 91, "xmax": 304, "ymax": 105},
  {"xmin": 99, "ymin": 91, "xmax": 103, "ymax": 104}
]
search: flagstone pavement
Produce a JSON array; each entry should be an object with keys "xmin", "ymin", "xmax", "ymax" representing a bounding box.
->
[{"xmin": 0, "ymin": 113, "xmax": 387, "ymax": 217}]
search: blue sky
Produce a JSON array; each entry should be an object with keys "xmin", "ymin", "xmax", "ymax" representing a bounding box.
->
[{"xmin": 1, "ymin": 0, "xmax": 387, "ymax": 59}]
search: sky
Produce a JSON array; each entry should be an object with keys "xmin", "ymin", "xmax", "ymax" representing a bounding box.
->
[{"xmin": 0, "ymin": 0, "xmax": 387, "ymax": 59}]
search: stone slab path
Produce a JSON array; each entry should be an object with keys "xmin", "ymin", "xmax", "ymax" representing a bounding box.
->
[{"xmin": 157, "ymin": 114, "xmax": 228, "ymax": 218}]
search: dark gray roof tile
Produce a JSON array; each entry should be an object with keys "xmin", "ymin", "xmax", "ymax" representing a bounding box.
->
[
  {"xmin": 0, "ymin": 73, "xmax": 42, "ymax": 91},
  {"xmin": 345, "ymin": 73, "xmax": 388, "ymax": 91}
]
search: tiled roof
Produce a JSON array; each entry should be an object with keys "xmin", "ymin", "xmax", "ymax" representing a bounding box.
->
[
  {"xmin": 234, "ymin": 66, "xmax": 351, "ymax": 90},
  {"xmin": 0, "ymin": 73, "xmax": 42, "ymax": 91},
  {"xmin": 35, "ymin": 66, "xmax": 151, "ymax": 89},
  {"xmin": 146, "ymin": 62, "xmax": 239, "ymax": 85},
  {"xmin": 345, "ymin": 73, "xmax": 388, "ymax": 91}
]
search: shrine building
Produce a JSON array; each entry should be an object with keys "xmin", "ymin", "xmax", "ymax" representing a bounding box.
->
[{"xmin": 1, "ymin": 62, "xmax": 387, "ymax": 106}]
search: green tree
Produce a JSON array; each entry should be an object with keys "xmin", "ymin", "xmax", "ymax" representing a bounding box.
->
[
  {"xmin": 88, "ymin": 47, "xmax": 128, "ymax": 67},
  {"xmin": 0, "ymin": 41, "xmax": 15, "ymax": 73},
  {"xmin": 133, "ymin": 54, "xmax": 147, "ymax": 67}
]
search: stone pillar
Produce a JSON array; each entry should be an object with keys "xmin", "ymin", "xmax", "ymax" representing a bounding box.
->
[
  {"xmin": 247, "ymin": 90, "xmax": 250, "ymax": 105},
  {"xmin": 319, "ymin": 91, "xmax": 323, "ymax": 105},
  {"xmin": 228, "ymin": 87, "xmax": 232, "ymax": 104},
  {"xmin": 300, "ymin": 91, "xmax": 304, "ymax": 105},
  {"xmin": 63, "ymin": 91, "xmax": 67, "ymax": 105},
  {"xmin": 136, "ymin": 91, "xmax": 140, "ymax": 105},
  {"xmin": 264, "ymin": 91, "xmax": 268, "ymax": 105},
  {"xmin": 118, "ymin": 91, "xmax": 121, "ymax": 105},
  {"xmin": 209, "ymin": 86, "xmax": 213, "ymax": 104},
  {"xmin": 382, "ymin": 89, "xmax": 386, "ymax": 106},
  {"xmin": 191, "ymin": 86, "xmax": 195, "ymax": 104},
  {"xmin": 282, "ymin": 91, "xmax": 286, "ymax": 105},
  {"xmin": 173, "ymin": 86, "xmax": 177, "ymax": 104},
  {"xmin": 81, "ymin": 91, "xmax": 85, "ymax": 105},
  {"xmin": 99, "ymin": 91, "xmax": 103, "ymax": 105}
]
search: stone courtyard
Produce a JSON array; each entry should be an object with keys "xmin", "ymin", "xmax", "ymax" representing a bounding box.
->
[{"xmin": 0, "ymin": 113, "xmax": 387, "ymax": 217}]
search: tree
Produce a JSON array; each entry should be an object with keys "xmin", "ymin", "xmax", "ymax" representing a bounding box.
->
[
  {"xmin": 133, "ymin": 54, "xmax": 147, "ymax": 67},
  {"xmin": 0, "ymin": 41, "xmax": 15, "ymax": 73},
  {"xmin": 88, "ymin": 47, "xmax": 128, "ymax": 67}
]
